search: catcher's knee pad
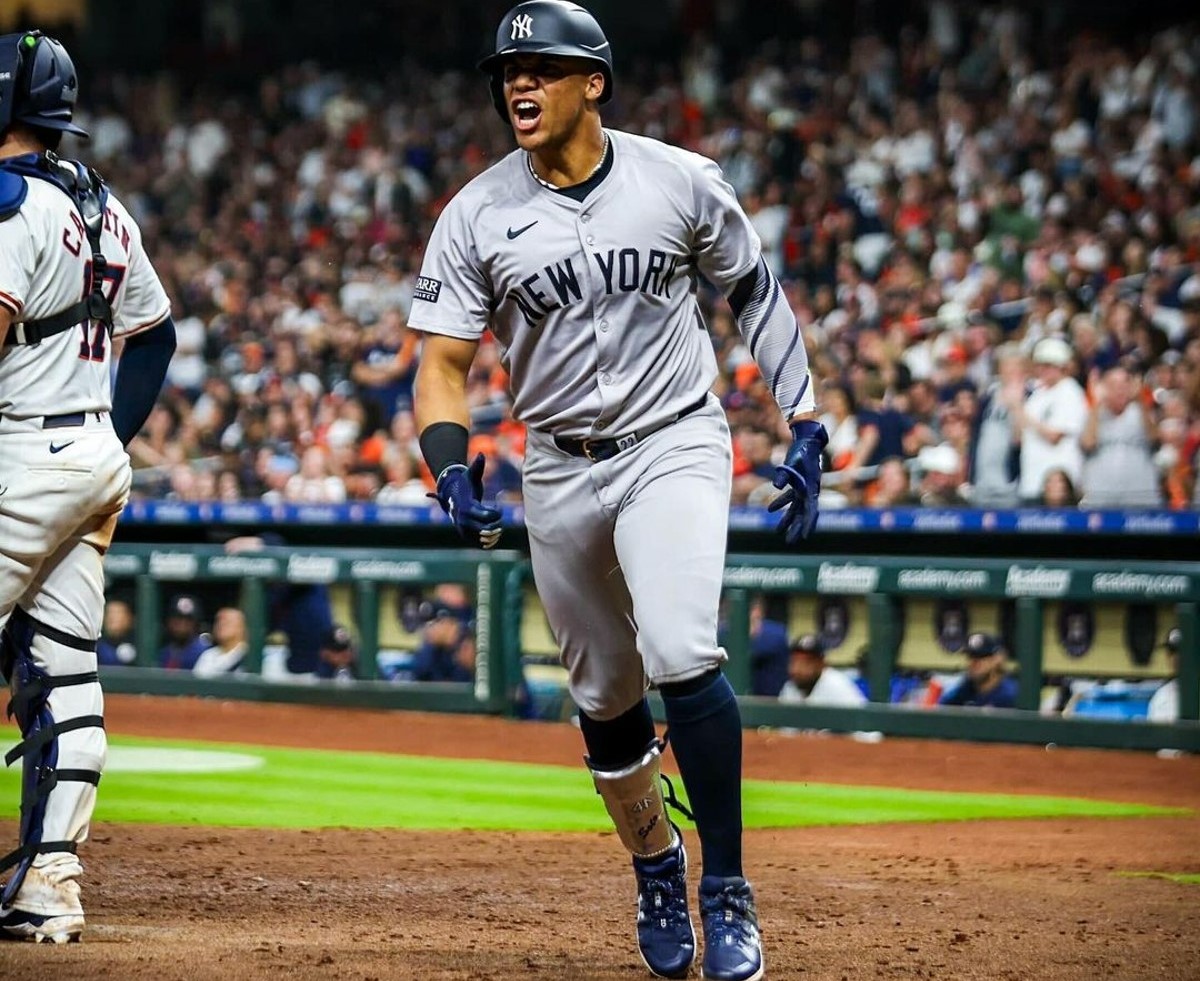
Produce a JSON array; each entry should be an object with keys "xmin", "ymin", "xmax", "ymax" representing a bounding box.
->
[
  {"xmin": 0, "ymin": 607, "xmax": 104, "ymax": 906},
  {"xmin": 589, "ymin": 739, "xmax": 677, "ymax": 859}
]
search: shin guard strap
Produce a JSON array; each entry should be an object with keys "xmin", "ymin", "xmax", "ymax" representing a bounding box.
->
[
  {"xmin": 0, "ymin": 839, "xmax": 78, "ymax": 875},
  {"xmin": 20, "ymin": 769, "xmax": 101, "ymax": 817},
  {"xmin": 5, "ymin": 716, "xmax": 105, "ymax": 766},
  {"xmin": 9, "ymin": 607, "xmax": 97, "ymax": 652},
  {"xmin": 7, "ymin": 672, "xmax": 100, "ymax": 721}
]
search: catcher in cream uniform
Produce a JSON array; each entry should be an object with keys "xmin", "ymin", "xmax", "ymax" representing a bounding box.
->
[{"xmin": 0, "ymin": 30, "xmax": 175, "ymax": 943}]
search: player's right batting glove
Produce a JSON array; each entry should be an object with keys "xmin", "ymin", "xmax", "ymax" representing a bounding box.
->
[
  {"xmin": 431, "ymin": 454, "xmax": 503, "ymax": 549},
  {"xmin": 768, "ymin": 420, "xmax": 829, "ymax": 545}
]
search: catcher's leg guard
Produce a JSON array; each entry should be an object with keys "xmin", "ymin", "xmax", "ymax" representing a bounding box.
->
[
  {"xmin": 588, "ymin": 738, "xmax": 677, "ymax": 859},
  {"xmin": 0, "ymin": 606, "xmax": 104, "ymax": 942}
]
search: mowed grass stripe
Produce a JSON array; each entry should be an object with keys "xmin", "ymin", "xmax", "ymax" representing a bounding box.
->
[{"xmin": 0, "ymin": 735, "xmax": 1182, "ymax": 830}]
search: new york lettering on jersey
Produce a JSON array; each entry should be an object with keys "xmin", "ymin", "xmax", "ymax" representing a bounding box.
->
[{"xmin": 411, "ymin": 130, "xmax": 753, "ymax": 436}]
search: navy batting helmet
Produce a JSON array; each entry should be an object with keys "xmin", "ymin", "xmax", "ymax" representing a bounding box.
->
[
  {"xmin": 478, "ymin": 0, "xmax": 613, "ymax": 121},
  {"xmin": 0, "ymin": 30, "xmax": 88, "ymax": 140}
]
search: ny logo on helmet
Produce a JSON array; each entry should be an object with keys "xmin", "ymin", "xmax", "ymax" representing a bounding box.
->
[{"xmin": 511, "ymin": 13, "xmax": 533, "ymax": 39}]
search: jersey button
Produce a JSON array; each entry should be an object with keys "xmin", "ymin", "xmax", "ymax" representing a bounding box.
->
[
  {"xmin": 586, "ymin": 235, "xmax": 595, "ymax": 245},
  {"xmin": 601, "ymin": 372, "xmax": 612, "ymax": 385},
  {"xmin": 599, "ymin": 320, "xmax": 609, "ymax": 332},
  {"xmin": 581, "ymin": 213, "xmax": 591, "ymax": 223}
]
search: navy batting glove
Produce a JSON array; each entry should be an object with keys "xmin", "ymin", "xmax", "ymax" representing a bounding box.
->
[
  {"xmin": 431, "ymin": 454, "xmax": 503, "ymax": 549},
  {"xmin": 768, "ymin": 420, "xmax": 829, "ymax": 545}
]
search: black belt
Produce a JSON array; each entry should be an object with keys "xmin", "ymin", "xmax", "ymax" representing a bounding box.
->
[
  {"xmin": 43, "ymin": 412, "xmax": 87, "ymax": 429},
  {"xmin": 554, "ymin": 396, "xmax": 707, "ymax": 463}
]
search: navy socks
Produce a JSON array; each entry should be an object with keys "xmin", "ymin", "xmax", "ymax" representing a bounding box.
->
[
  {"xmin": 578, "ymin": 697, "xmax": 656, "ymax": 770},
  {"xmin": 659, "ymin": 669, "xmax": 743, "ymax": 879}
]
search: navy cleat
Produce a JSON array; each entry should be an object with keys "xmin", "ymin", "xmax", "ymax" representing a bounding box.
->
[
  {"xmin": 632, "ymin": 839, "xmax": 695, "ymax": 979},
  {"xmin": 698, "ymin": 875, "xmax": 763, "ymax": 981}
]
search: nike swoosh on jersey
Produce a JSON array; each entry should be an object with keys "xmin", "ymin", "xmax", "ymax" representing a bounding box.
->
[
  {"xmin": 49, "ymin": 441, "xmax": 76, "ymax": 454},
  {"xmin": 506, "ymin": 221, "xmax": 538, "ymax": 240}
]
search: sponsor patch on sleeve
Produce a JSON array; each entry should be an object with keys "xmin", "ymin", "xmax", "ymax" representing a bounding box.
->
[{"xmin": 414, "ymin": 276, "xmax": 442, "ymax": 304}]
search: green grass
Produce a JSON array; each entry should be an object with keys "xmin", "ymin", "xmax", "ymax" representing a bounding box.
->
[
  {"xmin": 0, "ymin": 735, "xmax": 1185, "ymax": 831},
  {"xmin": 1116, "ymin": 872, "xmax": 1200, "ymax": 885}
]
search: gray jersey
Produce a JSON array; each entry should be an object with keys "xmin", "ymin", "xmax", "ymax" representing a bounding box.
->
[{"xmin": 409, "ymin": 128, "xmax": 809, "ymax": 436}]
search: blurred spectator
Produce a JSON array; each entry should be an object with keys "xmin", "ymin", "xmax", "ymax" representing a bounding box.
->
[
  {"xmin": 742, "ymin": 595, "xmax": 792, "ymax": 697},
  {"xmin": 66, "ymin": 10, "xmax": 1200, "ymax": 516},
  {"xmin": 97, "ymin": 599, "xmax": 138, "ymax": 668},
  {"xmin": 411, "ymin": 602, "xmax": 475, "ymax": 683},
  {"xmin": 938, "ymin": 632, "xmax": 1018, "ymax": 708},
  {"xmin": 778, "ymin": 634, "xmax": 867, "ymax": 707},
  {"xmin": 1040, "ymin": 468, "xmax": 1081, "ymax": 508},
  {"xmin": 1147, "ymin": 627, "xmax": 1183, "ymax": 723},
  {"xmin": 819, "ymin": 383, "xmax": 864, "ymax": 474},
  {"xmin": 193, "ymin": 608, "xmax": 250, "ymax": 677},
  {"xmin": 158, "ymin": 595, "xmax": 209, "ymax": 671},
  {"xmin": 732, "ymin": 427, "xmax": 778, "ymax": 504},
  {"xmin": 224, "ymin": 535, "xmax": 336, "ymax": 679},
  {"xmin": 914, "ymin": 443, "xmax": 967, "ymax": 506},
  {"xmin": 966, "ymin": 344, "xmax": 1026, "ymax": 507},
  {"xmin": 864, "ymin": 455, "xmax": 917, "ymax": 507},
  {"xmin": 1080, "ymin": 365, "xmax": 1163, "ymax": 507},
  {"xmin": 283, "ymin": 447, "xmax": 347, "ymax": 504},
  {"xmin": 317, "ymin": 624, "xmax": 359, "ymax": 683},
  {"xmin": 1015, "ymin": 338, "xmax": 1089, "ymax": 504}
]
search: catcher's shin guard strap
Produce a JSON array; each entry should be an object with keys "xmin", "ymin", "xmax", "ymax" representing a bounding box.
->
[
  {"xmin": 589, "ymin": 739, "xmax": 677, "ymax": 859},
  {"xmin": 7, "ymin": 672, "xmax": 99, "ymax": 724},
  {"xmin": 5, "ymin": 716, "xmax": 105, "ymax": 767},
  {"xmin": 0, "ymin": 840, "xmax": 78, "ymax": 876}
]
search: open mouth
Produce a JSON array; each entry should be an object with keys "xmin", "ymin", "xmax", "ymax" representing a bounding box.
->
[{"xmin": 512, "ymin": 99, "xmax": 543, "ymax": 134}]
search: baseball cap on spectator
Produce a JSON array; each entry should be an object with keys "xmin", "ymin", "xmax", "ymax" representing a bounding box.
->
[
  {"xmin": 167, "ymin": 595, "xmax": 203, "ymax": 620},
  {"xmin": 964, "ymin": 632, "xmax": 1003, "ymax": 657},
  {"xmin": 321, "ymin": 624, "xmax": 354, "ymax": 651},
  {"xmin": 916, "ymin": 443, "xmax": 961, "ymax": 475},
  {"xmin": 1163, "ymin": 627, "xmax": 1182, "ymax": 652},
  {"xmin": 790, "ymin": 633, "xmax": 826, "ymax": 657},
  {"xmin": 1032, "ymin": 336, "xmax": 1073, "ymax": 367}
]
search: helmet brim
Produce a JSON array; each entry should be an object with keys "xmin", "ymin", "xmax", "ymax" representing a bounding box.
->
[
  {"xmin": 479, "ymin": 43, "xmax": 611, "ymax": 91},
  {"xmin": 17, "ymin": 113, "xmax": 89, "ymax": 139}
]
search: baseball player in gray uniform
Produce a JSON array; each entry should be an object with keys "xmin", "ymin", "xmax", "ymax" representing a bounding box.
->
[
  {"xmin": 411, "ymin": 4, "xmax": 826, "ymax": 979},
  {"xmin": 0, "ymin": 31, "xmax": 176, "ymax": 943}
]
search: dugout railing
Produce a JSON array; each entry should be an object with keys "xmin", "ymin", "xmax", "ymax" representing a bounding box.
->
[{"xmin": 99, "ymin": 544, "xmax": 1200, "ymax": 752}]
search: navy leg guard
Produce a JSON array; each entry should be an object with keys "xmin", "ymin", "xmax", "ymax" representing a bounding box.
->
[{"xmin": 0, "ymin": 608, "xmax": 103, "ymax": 906}]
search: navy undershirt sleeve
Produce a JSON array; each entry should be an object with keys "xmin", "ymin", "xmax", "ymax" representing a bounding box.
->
[{"xmin": 111, "ymin": 317, "xmax": 176, "ymax": 446}]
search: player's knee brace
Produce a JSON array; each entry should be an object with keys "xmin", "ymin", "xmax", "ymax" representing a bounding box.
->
[
  {"xmin": 0, "ymin": 607, "xmax": 104, "ymax": 903},
  {"xmin": 589, "ymin": 738, "xmax": 677, "ymax": 859}
]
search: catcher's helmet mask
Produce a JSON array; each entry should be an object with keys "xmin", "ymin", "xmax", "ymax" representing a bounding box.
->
[
  {"xmin": 0, "ymin": 29, "xmax": 88, "ymax": 140},
  {"xmin": 480, "ymin": 0, "xmax": 613, "ymax": 122}
]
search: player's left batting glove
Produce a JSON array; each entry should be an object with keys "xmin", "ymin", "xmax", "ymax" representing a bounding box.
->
[
  {"xmin": 431, "ymin": 454, "xmax": 503, "ymax": 549},
  {"xmin": 768, "ymin": 420, "xmax": 829, "ymax": 545}
]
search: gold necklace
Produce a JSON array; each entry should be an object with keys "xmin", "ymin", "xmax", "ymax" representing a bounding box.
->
[{"xmin": 527, "ymin": 133, "xmax": 609, "ymax": 191}]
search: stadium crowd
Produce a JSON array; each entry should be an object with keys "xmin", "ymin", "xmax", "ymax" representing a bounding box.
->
[{"xmin": 62, "ymin": 4, "xmax": 1200, "ymax": 511}]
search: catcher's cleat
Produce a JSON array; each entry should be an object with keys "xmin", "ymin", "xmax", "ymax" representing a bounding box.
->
[
  {"xmin": 632, "ymin": 837, "xmax": 695, "ymax": 979},
  {"xmin": 0, "ymin": 907, "xmax": 84, "ymax": 944},
  {"xmin": 698, "ymin": 876, "xmax": 763, "ymax": 981},
  {"xmin": 0, "ymin": 864, "xmax": 86, "ymax": 944}
]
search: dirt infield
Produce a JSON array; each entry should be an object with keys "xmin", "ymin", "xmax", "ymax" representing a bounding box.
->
[{"xmin": 1, "ymin": 695, "xmax": 1197, "ymax": 980}]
